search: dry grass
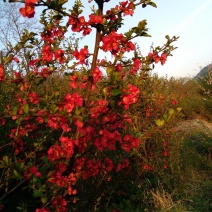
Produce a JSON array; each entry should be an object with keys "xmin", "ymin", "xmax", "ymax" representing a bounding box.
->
[{"xmin": 150, "ymin": 186, "xmax": 187, "ymax": 212}]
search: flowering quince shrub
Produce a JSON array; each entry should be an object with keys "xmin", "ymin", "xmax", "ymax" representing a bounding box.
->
[{"xmin": 0, "ymin": 0, "xmax": 179, "ymax": 211}]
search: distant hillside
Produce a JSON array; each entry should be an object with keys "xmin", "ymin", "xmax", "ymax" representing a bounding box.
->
[{"xmin": 194, "ymin": 63, "xmax": 212, "ymax": 79}]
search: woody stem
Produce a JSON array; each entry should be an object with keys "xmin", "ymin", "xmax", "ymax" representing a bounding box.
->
[{"xmin": 84, "ymin": 1, "xmax": 103, "ymax": 106}]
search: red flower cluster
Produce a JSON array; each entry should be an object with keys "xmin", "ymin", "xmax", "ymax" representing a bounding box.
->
[
  {"xmin": 121, "ymin": 134, "xmax": 140, "ymax": 152},
  {"xmin": 82, "ymin": 158, "xmax": 102, "ymax": 179},
  {"xmin": 28, "ymin": 166, "xmax": 42, "ymax": 178},
  {"xmin": 42, "ymin": 46, "xmax": 66, "ymax": 64},
  {"xmin": 63, "ymin": 93, "xmax": 83, "ymax": 113},
  {"xmin": 130, "ymin": 58, "xmax": 141, "ymax": 74},
  {"xmin": 73, "ymin": 47, "xmax": 89, "ymax": 64},
  {"xmin": 148, "ymin": 52, "xmax": 167, "ymax": 65},
  {"xmin": 47, "ymin": 115, "xmax": 71, "ymax": 132},
  {"xmin": 52, "ymin": 196, "xmax": 67, "ymax": 212},
  {"xmin": 47, "ymin": 136, "xmax": 77, "ymax": 162},
  {"xmin": 28, "ymin": 92, "xmax": 39, "ymax": 104},
  {"xmin": 90, "ymin": 100, "xmax": 109, "ymax": 118},
  {"xmin": 115, "ymin": 158, "xmax": 130, "ymax": 172},
  {"xmin": 41, "ymin": 25, "xmax": 65, "ymax": 43},
  {"xmin": 101, "ymin": 31, "xmax": 135, "ymax": 56},
  {"xmin": 39, "ymin": 67, "xmax": 52, "ymax": 78},
  {"xmin": 119, "ymin": 1, "xmax": 135, "ymax": 16},
  {"xmin": 42, "ymin": 45, "xmax": 53, "ymax": 62},
  {"xmin": 120, "ymin": 84, "xmax": 140, "ymax": 110},
  {"xmin": 94, "ymin": 129, "xmax": 122, "ymax": 151},
  {"xmin": 68, "ymin": 16, "xmax": 92, "ymax": 36}
]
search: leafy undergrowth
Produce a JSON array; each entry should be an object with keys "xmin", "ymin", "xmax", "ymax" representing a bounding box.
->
[
  {"xmin": 1, "ymin": 72, "xmax": 212, "ymax": 211},
  {"xmin": 154, "ymin": 118, "xmax": 212, "ymax": 212}
]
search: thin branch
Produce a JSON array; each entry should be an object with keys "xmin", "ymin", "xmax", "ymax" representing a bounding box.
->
[{"xmin": 0, "ymin": 179, "xmax": 25, "ymax": 202}]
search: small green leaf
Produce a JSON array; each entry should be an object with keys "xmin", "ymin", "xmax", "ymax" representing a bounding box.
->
[
  {"xmin": 106, "ymin": 66, "xmax": 113, "ymax": 77},
  {"xmin": 163, "ymin": 114, "xmax": 168, "ymax": 121},
  {"xmin": 13, "ymin": 170, "xmax": 20, "ymax": 177},
  {"xmin": 137, "ymin": 20, "xmax": 147, "ymax": 31},
  {"xmin": 169, "ymin": 108, "xmax": 174, "ymax": 115},
  {"xmin": 75, "ymin": 106, "xmax": 81, "ymax": 115},
  {"xmin": 147, "ymin": 2, "xmax": 157, "ymax": 8},
  {"xmin": 176, "ymin": 107, "xmax": 182, "ymax": 113},
  {"xmin": 33, "ymin": 190, "xmax": 43, "ymax": 198},
  {"xmin": 41, "ymin": 196, "xmax": 48, "ymax": 204},
  {"xmin": 11, "ymin": 106, "xmax": 18, "ymax": 116},
  {"xmin": 0, "ymin": 161, "xmax": 5, "ymax": 168},
  {"xmin": 23, "ymin": 104, "xmax": 29, "ymax": 115},
  {"xmin": 112, "ymin": 89, "xmax": 121, "ymax": 96},
  {"xmin": 3, "ymin": 156, "xmax": 9, "ymax": 165},
  {"xmin": 156, "ymin": 119, "xmax": 165, "ymax": 126}
]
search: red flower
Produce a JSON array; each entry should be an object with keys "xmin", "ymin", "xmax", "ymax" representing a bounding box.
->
[
  {"xmin": 39, "ymin": 67, "xmax": 52, "ymax": 78},
  {"xmin": 26, "ymin": 0, "xmax": 38, "ymax": 3},
  {"xmin": 74, "ymin": 119, "xmax": 84, "ymax": 129},
  {"xmin": 54, "ymin": 49, "xmax": 65, "ymax": 64},
  {"xmin": 119, "ymin": 1, "xmax": 135, "ymax": 16},
  {"xmin": 20, "ymin": 3, "xmax": 35, "ymax": 18},
  {"xmin": 88, "ymin": 14, "xmax": 103, "ymax": 25},
  {"xmin": 160, "ymin": 53, "xmax": 167, "ymax": 65},
  {"xmin": 29, "ymin": 59, "xmax": 38, "ymax": 67},
  {"xmin": 116, "ymin": 64, "xmax": 122, "ymax": 72},
  {"xmin": 143, "ymin": 164, "xmax": 153, "ymax": 171},
  {"xmin": 0, "ymin": 65, "xmax": 4, "ymax": 82},
  {"xmin": 28, "ymin": 92, "xmax": 39, "ymax": 104},
  {"xmin": 148, "ymin": 52, "xmax": 160, "ymax": 63},
  {"xmin": 13, "ymin": 57, "xmax": 19, "ymax": 63},
  {"xmin": 171, "ymin": 99, "xmax": 178, "ymax": 105},
  {"xmin": 92, "ymin": 66, "xmax": 102, "ymax": 83},
  {"xmin": 42, "ymin": 45, "xmax": 53, "ymax": 62}
]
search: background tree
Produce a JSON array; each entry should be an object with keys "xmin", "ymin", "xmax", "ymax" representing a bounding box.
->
[{"xmin": 0, "ymin": 1, "xmax": 42, "ymax": 74}]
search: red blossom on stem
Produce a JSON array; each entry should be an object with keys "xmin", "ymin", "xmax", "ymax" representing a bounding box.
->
[
  {"xmin": 0, "ymin": 65, "xmax": 4, "ymax": 82},
  {"xmin": 73, "ymin": 47, "xmax": 89, "ymax": 64}
]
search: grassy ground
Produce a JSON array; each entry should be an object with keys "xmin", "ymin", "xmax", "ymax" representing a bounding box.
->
[{"xmin": 151, "ymin": 119, "xmax": 212, "ymax": 212}]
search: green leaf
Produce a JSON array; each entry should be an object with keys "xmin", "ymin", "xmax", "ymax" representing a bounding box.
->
[
  {"xmin": 23, "ymin": 104, "xmax": 29, "ymax": 115},
  {"xmin": 168, "ymin": 108, "xmax": 174, "ymax": 115},
  {"xmin": 0, "ymin": 161, "xmax": 5, "ymax": 168},
  {"xmin": 3, "ymin": 155, "xmax": 9, "ymax": 165},
  {"xmin": 106, "ymin": 66, "xmax": 113, "ymax": 77},
  {"xmin": 112, "ymin": 89, "xmax": 121, "ymax": 96},
  {"xmin": 137, "ymin": 20, "xmax": 147, "ymax": 31},
  {"xmin": 13, "ymin": 170, "xmax": 20, "ymax": 178},
  {"xmin": 163, "ymin": 114, "xmax": 168, "ymax": 121},
  {"xmin": 75, "ymin": 106, "xmax": 81, "ymax": 115},
  {"xmin": 41, "ymin": 196, "xmax": 48, "ymax": 204},
  {"xmin": 147, "ymin": 2, "xmax": 157, "ymax": 8},
  {"xmin": 155, "ymin": 119, "xmax": 165, "ymax": 126},
  {"xmin": 11, "ymin": 106, "xmax": 18, "ymax": 116},
  {"xmin": 176, "ymin": 107, "xmax": 182, "ymax": 113},
  {"xmin": 33, "ymin": 190, "xmax": 43, "ymax": 198}
]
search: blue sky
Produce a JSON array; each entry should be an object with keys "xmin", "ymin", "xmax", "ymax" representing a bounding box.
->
[{"xmin": 31, "ymin": 0, "xmax": 212, "ymax": 78}]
